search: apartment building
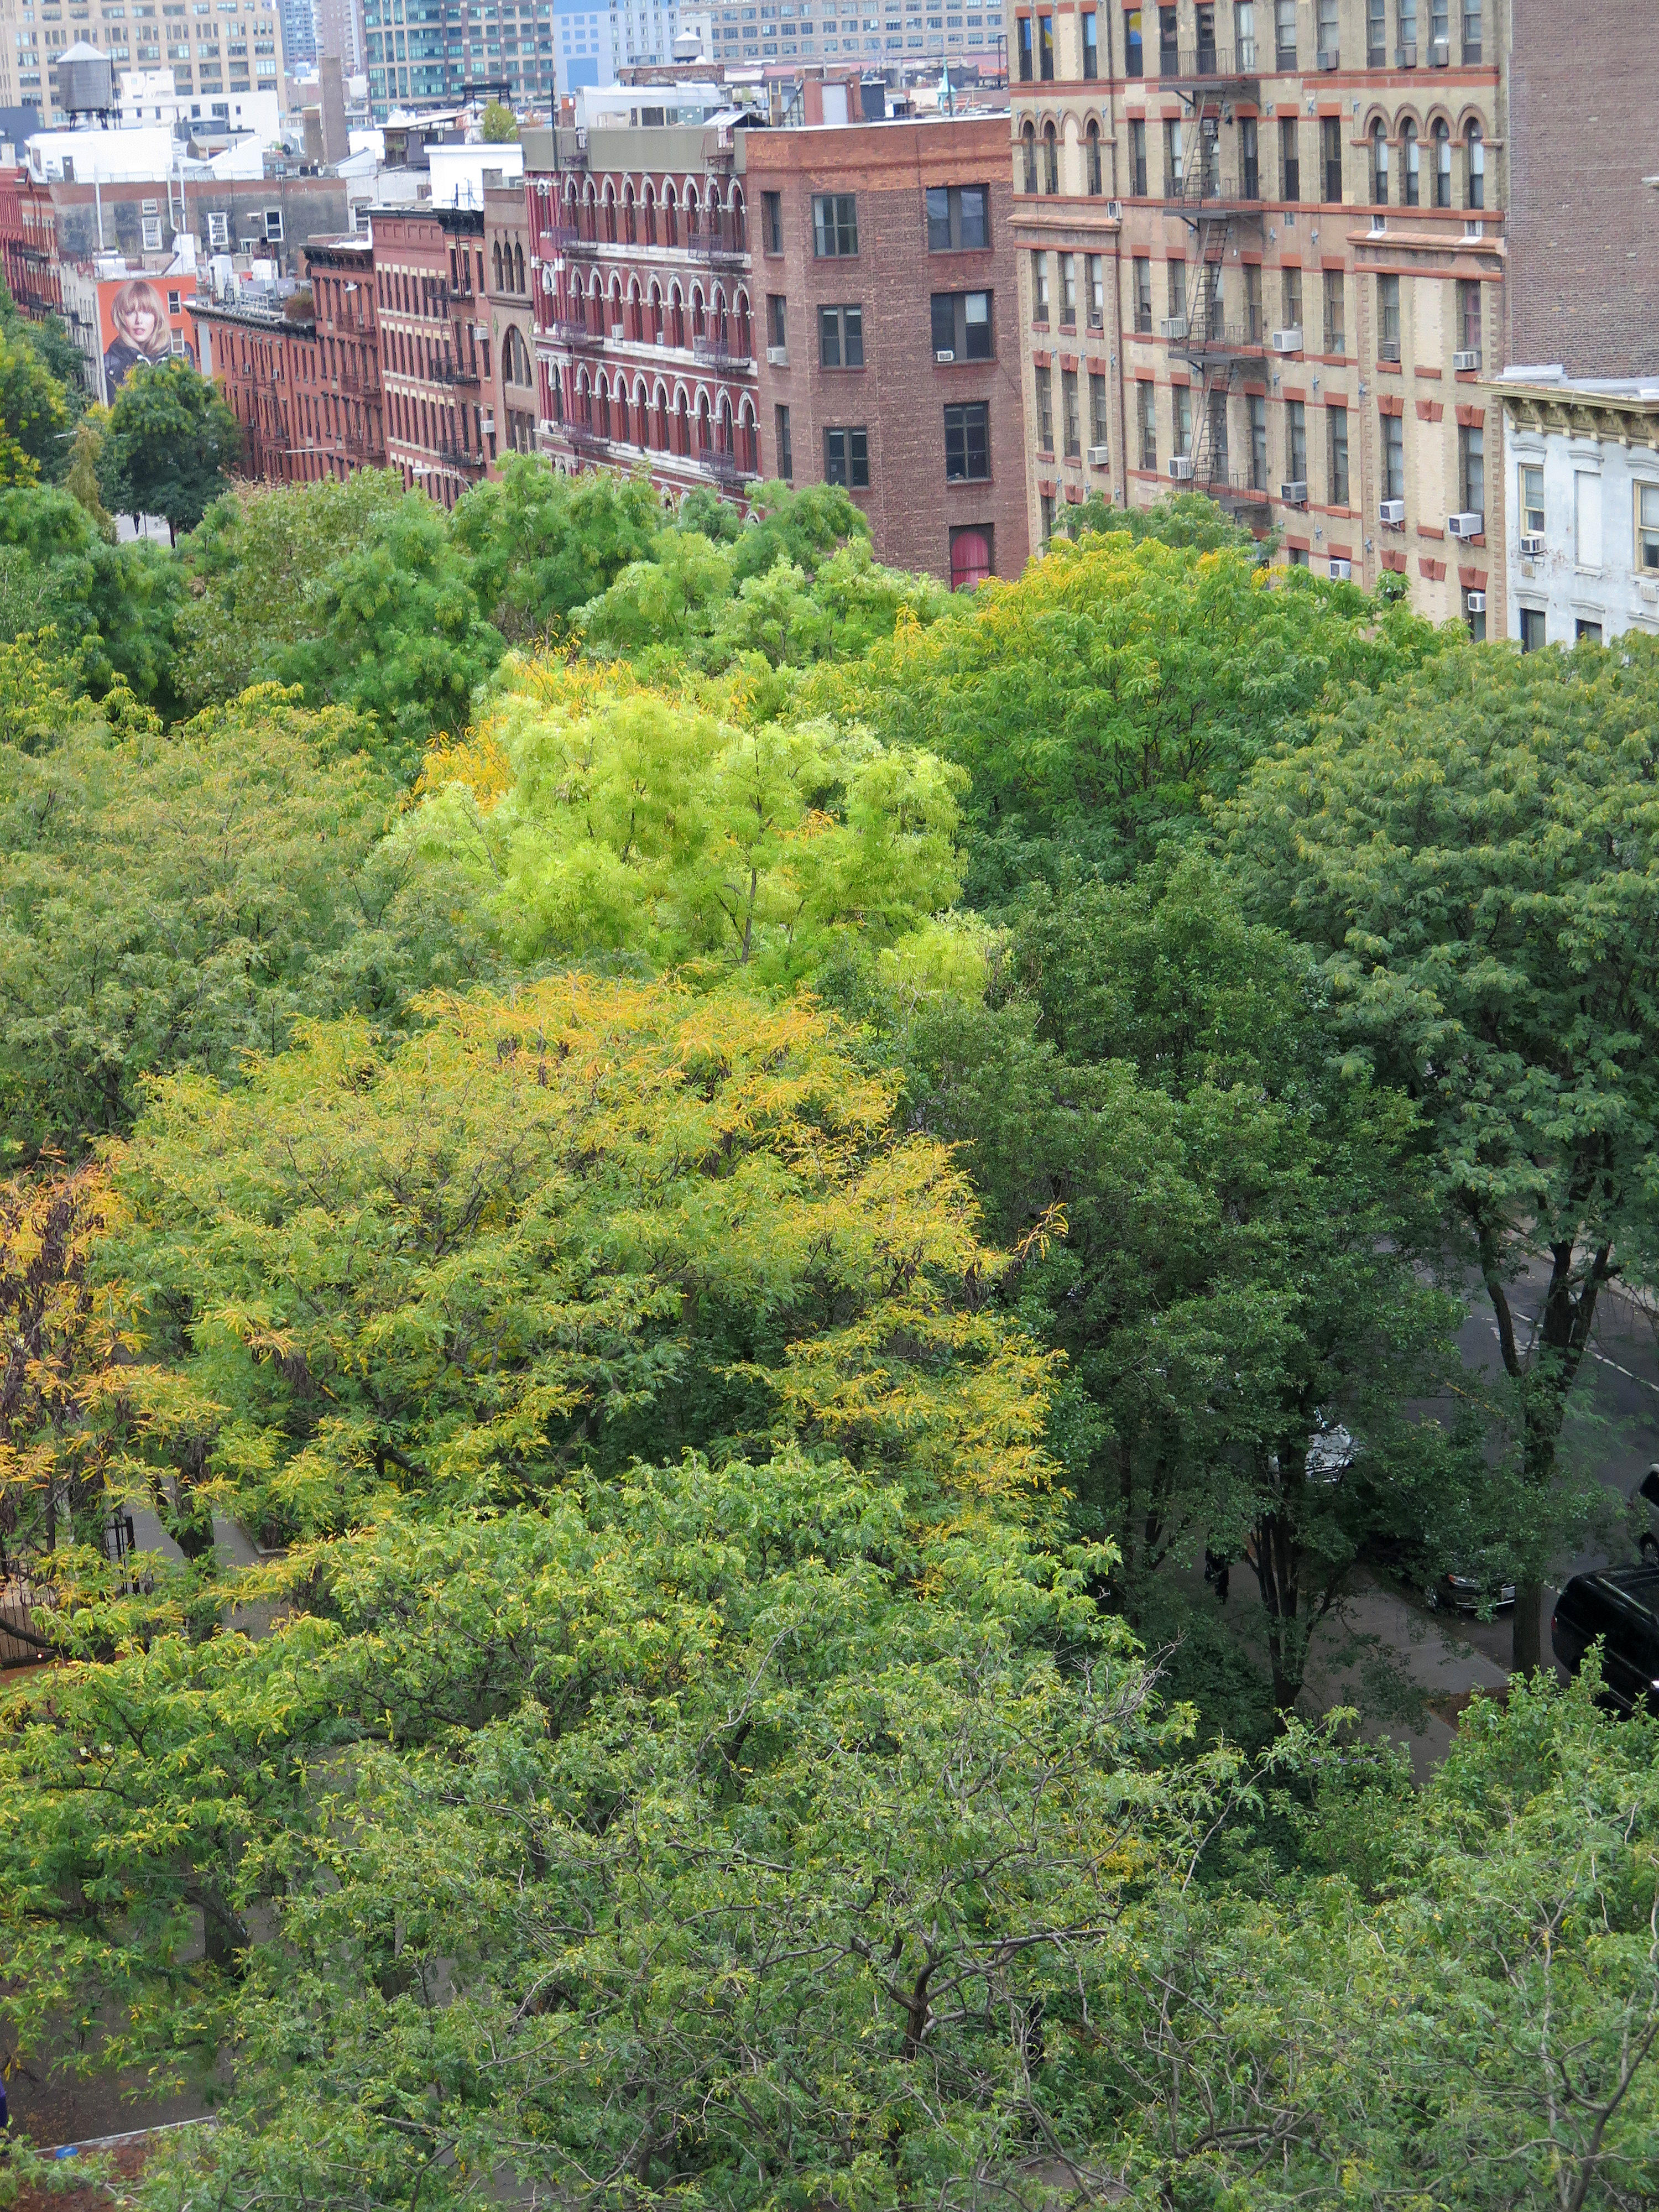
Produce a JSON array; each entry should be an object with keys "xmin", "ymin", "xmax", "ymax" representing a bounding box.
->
[
  {"xmin": 1007, "ymin": 0, "xmax": 1502, "ymax": 624},
  {"xmin": 701, "ymin": 0, "xmax": 1004, "ymax": 69},
  {"xmin": 373, "ymin": 197, "xmax": 492, "ymax": 503},
  {"xmin": 484, "ymin": 161, "xmax": 536, "ymax": 461},
  {"xmin": 359, "ymin": 1, "xmax": 557, "ymax": 118},
  {"xmin": 525, "ymin": 113, "xmax": 1027, "ymax": 586},
  {"xmin": 24, "ymin": 0, "xmax": 286, "ymax": 122}
]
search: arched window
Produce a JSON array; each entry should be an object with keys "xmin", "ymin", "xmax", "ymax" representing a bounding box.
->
[
  {"xmin": 1042, "ymin": 119, "xmax": 1060, "ymax": 194},
  {"xmin": 1021, "ymin": 120, "xmax": 1039, "ymax": 195},
  {"xmin": 1086, "ymin": 119, "xmax": 1103, "ymax": 195},
  {"xmin": 492, "ymin": 239, "xmax": 503, "ymax": 290},
  {"xmin": 1371, "ymin": 119, "xmax": 1390, "ymax": 205},
  {"xmin": 1401, "ymin": 118, "xmax": 1419, "ymax": 206},
  {"xmin": 602, "ymin": 182, "xmax": 617, "ymax": 243},
  {"xmin": 696, "ymin": 389, "xmax": 712, "ymax": 453},
  {"xmin": 624, "ymin": 182, "xmax": 638, "ymax": 244},
  {"xmin": 1432, "ymin": 119, "xmax": 1451, "ymax": 207},
  {"xmin": 664, "ymin": 181, "xmax": 679, "ymax": 246},
  {"xmin": 1465, "ymin": 121, "xmax": 1484, "ymax": 208}
]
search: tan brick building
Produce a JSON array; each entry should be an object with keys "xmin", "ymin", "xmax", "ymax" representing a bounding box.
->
[{"xmin": 484, "ymin": 168, "xmax": 539, "ymax": 469}]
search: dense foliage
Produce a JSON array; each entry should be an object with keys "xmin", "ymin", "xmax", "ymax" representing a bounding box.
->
[{"xmin": 2, "ymin": 388, "xmax": 1657, "ymax": 2208}]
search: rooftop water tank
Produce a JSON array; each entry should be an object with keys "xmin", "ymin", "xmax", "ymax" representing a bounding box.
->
[{"xmin": 56, "ymin": 42, "xmax": 116, "ymax": 118}]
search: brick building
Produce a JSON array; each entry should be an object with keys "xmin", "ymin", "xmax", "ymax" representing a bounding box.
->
[
  {"xmin": 524, "ymin": 113, "xmax": 1029, "ymax": 588},
  {"xmin": 372, "ymin": 201, "xmax": 493, "ymax": 506},
  {"xmin": 0, "ymin": 160, "xmax": 62, "ymax": 320},
  {"xmin": 484, "ymin": 168, "xmax": 539, "ymax": 466},
  {"xmin": 195, "ymin": 237, "xmax": 387, "ymax": 482},
  {"xmin": 1007, "ymin": 0, "xmax": 1504, "ymax": 626}
]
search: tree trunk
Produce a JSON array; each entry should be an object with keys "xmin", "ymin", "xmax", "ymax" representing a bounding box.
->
[
  {"xmin": 1250, "ymin": 1489, "xmax": 1308, "ymax": 1723},
  {"xmin": 1513, "ymin": 1578, "xmax": 1547, "ymax": 1675}
]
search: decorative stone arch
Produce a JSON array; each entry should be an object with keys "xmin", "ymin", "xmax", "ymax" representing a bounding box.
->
[{"xmin": 1020, "ymin": 117, "xmax": 1039, "ymax": 194}]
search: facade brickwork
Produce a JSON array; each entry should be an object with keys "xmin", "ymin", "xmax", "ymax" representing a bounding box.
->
[
  {"xmin": 372, "ymin": 202, "xmax": 492, "ymax": 507},
  {"xmin": 484, "ymin": 174, "xmax": 539, "ymax": 469}
]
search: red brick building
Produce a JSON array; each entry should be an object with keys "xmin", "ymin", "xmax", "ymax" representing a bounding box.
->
[
  {"xmin": 195, "ymin": 237, "xmax": 384, "ymax": 484},
  {"xmin": 371, "ymin": 201, "xmax": 492, "ymax": 508},
  {"xmin": 0, "ymin": 161, "xmax": 62, "ymax": 321},
  {"xmin": 522, "ymin": 115, "xmax": 1030, "ymax": 589}
]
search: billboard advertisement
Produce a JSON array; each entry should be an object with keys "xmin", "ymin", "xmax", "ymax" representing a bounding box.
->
[{"xmin": 96, "ymin": 272, "xmax": 199, "ymax": 404}]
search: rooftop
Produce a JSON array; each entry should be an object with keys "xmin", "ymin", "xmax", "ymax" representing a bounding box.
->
[{"xmin": 1494, "ymin": 364, "xmax": 1659, "ymax": 405}]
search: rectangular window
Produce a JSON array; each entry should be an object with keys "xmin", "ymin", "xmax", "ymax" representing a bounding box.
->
[
  {"xmin": 825, "ymin": 423, "xmax": 869, "ymax": 486},
  {"xmin": 1037, "ymin": 8, "xmax": 1053, "ymax": 73},
  {"xmin": 1060, "ymin": 251, "xmax": 1077, "ymax": 325},
  {"xmin": 1273, "ymin": 0, "xmax": 1295, "ymax": 64},
  {"xmin": 1035, "ymin": 362, "xmax": 1054, "ymax": 450},
  {"xmin": 775, "ymin": 400, "xmax": 793, "ymax": 479},
  {"xmin": 1138, "ymin": 378, "xmax": 1156, "ymax": 470},
  {"xmin": 768, "ymin": 294, "xmax": 787, "ymax": 350},
  {"xmin": 1368, "ymin": 0, "xmax": 1386, "ymax": 59},
  {"xmin": 812, "ymin": 192, "xmax": 858, "ymax": 255},
  {"xmin": 1518, "ymin": 463, "xmax": 1544, "ymax": 536},
  {"xmin": 1378, "ymin": 272, "xmax": 1401, "ymax": 359},
  {"xmin": 1089, "ymin": 369, "xmax": 1109, "ymax": 447},
  {"xmin": 1328, "ymin": 404, "xmax": 1349, "ymax": 504},
  {"xmin": 1287, "ymin": 398, "xmax": 1306, "ymax": 482},
  {"xmin": 1574, "ymin": 468, "xmax": 1601, "ymax": 568},
  {"xmin": 1465, "ymin": 586, "xmax": 1486, "ymax": 641},
  {"xmin": 818, "ymin": 304, "xmax": 864, "ymax": 367},
  {"xmin": 1158, "ymin": 1, "xmax": 1177, "ymax": 67},
  {"xmin": 1519, "ymin": 605, "xmax": 1546, "ymax": 652},
  {"xmin": 1382, "ymin": 410, "xmax": 1404, "ymax": 501},
  {"xmin": 763, "ymin": 190, "xmax": 783, "ymax": 252},
  {"xmin": 1175, "ymin": 383, "xmax": 1192, "ymax": 457},
  {"xmin": 1281, "ymin": 265, "xmax": 1302, "ymax": 332},
  {"xmin": 1240, "ymin": 116, "xmax": 1259, "ymax": 199},
  {"xmin": 1081, "ymin": 7, "xmax": 1097, "ymax": 73},
  {"xmin": 1250, "ymin": 393, "xmax": 1267, "ymax": 489},
  {"xmin": 1279, "ymin": 115, "xmax": 1299, "ymax": 201},
  {"xmin": 1016, "ymin": 11, "xmax": 1031, "ymax": 74},
  {"xmin": 1164, "ymin": 118, "xmax": 1183, "ymax": 193},
  {"xmin": 141, "ymin": 215, "xmax": 164, "ymax": 249},
  {"xmin": 1637, "ymin": 482, "xmax": 1659, "ymax": 571},
  {"xmin": 1462, "ymin": 0, "xmax": 1479, "ymax": 58},
  {"xmin": 1133, "ymin": 254, "xmax": 1152, "ymax": 332},
  {"xmin": 1322, "ymin": 268, "xmax": 1345, "ymax": 353},
  {"xmin": 926, "ymin": 182, "xmax": 989, "ymax": 250},
  {"xmin": 1457, "ymin": 276, "xmax": 1481, "ymax": 357},
  {"xmin": 1167, "ymin": 258, "xmax": 1187, "ymax": 317},
  {"xmin": 1243, "ymin": 261, "xmax": 1262, "ymax": 342},
  {"xmin": 945, "ymin": 400, "xmax": 990, "ymax": 479},
  {"xmin": 1124, "ymin": 2, "xmax": 1141, "ymax": 71},
  {"xmin": 931, "ymin": 290, "xmax": 993, "ymax": 358},
  {"xmin": 1062, "ymin": 367, "xmax": 1081, "ymax": 457},
  {"xmin": 1130, "ymin": 119, "xmax": 1148, "ymax": 195},
  {"xmin": 1322, "ymin": 116, "xmax": 1343, "ymax": 202},
  {"xmin": 1032, "ymin": 249, "xmax": 1050, "ymax": 319},
  {"xmin": 1040, "ymin": 489, "xmax": 1057, "ymax": 544},
  {"xmin": 1087, "ymin": 252, "xmax": 1105, "ymax": 326},
  {"xmin": 1576, "ymin": 618, "xmax": 1602, "ymax": 645},
  {"xmin": 1316, "ymin": 0, "xmax": 1337, "ymax": 59}
]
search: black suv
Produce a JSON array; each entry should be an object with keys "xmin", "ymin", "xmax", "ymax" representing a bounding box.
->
[{"xmin": 1551, "ymin": 1567, "xmax": 1659, "ymax": 1714}]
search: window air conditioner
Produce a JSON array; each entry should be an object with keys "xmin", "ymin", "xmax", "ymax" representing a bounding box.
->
[
  {"xmin": 935, "ymin": 348, "xmax": 956, "ymax": 362},
  {"xmin": 1380, "ymin": 498, "xmax": 1406, "ymax": 526},
  {"xmin": 1519, "ymin": 531, "xmax": 1546, "ymax": 556},
  {"xmin": 1271, "ymin": 326, "xmax": 1303, "ymax": 354},
  {"xmin": 766, "ymin": 344, "xmax": 787, "ymax": 366},
  {"xmin": 1280, "ymin": 479, "xmax": 1308, "ymax": 505},
  {"xmin": 1452, "ymin": 348, "xmax": 1481, "ymax": 371},
  {"xmin": 1465, "ymin": 591, "xmax": 1486, "ymax": 613},
  {"xmin": 1087, "ymin": 444, "xmax": 1110, "ymax": 466},
  {"xmin": 1428, "ymin": 38, "xmax": 1448, "ymax": 64},
  {"xmin": 1328, "ymin": 556, "xmax": 1353, "ymax": 580},
  {"xmin": 1158, "ymin": 314, "xmax": 1189, "ymax": 340},
  {"xmin": 1168, "ymin": 455, "xmax": 1194, "ymax": 480},
  {"xmin": 1395, "ymin": 39, "xmax": 1416, "ymax": 62},
  {"xmin": 611, "ymin": 322, "xmax": 624, "ymax": 339},
  {"xmin": 1318, "ymin": 49, "xmax": 1339, "ymax": 69},
  {"xmin": 1447, "ymin": 510, "xmax": 1485, "ymax": 538},
  {"xmin": 1107, "ymin": 199, "xmax": 1123, "ymax": 218}
]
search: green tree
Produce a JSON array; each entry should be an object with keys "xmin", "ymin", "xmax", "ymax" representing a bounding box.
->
[
  {"xmin": 481, "ymin": 95, "xmax": 518, "ymax": 139},
  {"xmin": 102, "ymin": 356, "xmax": 241, "ymax": 541},
  {"xmin": 1057, "ymin": 486, "xmax": 1265, "ymax": 551},
  {"xmin": 1225, "ymin": 638, "xmax": 1659, "ymax": 1672},
  {"xmin": 61, "ymin": 410, "xmax": 112, "ymax": 534},
  {"xmin": 450, "ymin": 456, "xmax": 663, "ymax": 644},
  {"xmin": 0, "ymin": 485, "xmax": 183, "ymax": 705},
  {"xmin": 0, "ymin": 325, "xmax": 67, "ymax": 485}
]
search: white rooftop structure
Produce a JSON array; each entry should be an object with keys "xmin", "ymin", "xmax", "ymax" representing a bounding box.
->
[{"xmin": 426, "ymin": 139, "xmax": 524, "ymax": 208}]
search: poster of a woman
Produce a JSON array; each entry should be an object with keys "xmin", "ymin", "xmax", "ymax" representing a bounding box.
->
[{"xmin": 100, "ymin": 278, "xmax": 195, "ymax": 400}]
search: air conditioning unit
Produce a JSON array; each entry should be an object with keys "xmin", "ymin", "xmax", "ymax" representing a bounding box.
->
[
  {"xmin": 1380, "ymin": 498, "xmax": 1406, "ymax": 527},
  {"xmin": 1395, "ymin": 39, "xmax": 1417, "ymax": 63},
  {"xmin": 1280, "ymin": 479, "xmax": 1308, "ymax": 505},
  {"xmin": 1519, "ymin": 531, "xmax": 1546, "ymax": 556},
  {"xmin": 1159, "ymin": 314, "xmax": 1190, "ymax": 340},
  {"xmin": 1452, "ymin": 348, "xmax": 1481, "ymax": 371},
  {"xmin": 766, "ymin": 344, "xmax": 787, "ymax": 366},
  {"xmin": 1107, "ymin": 199, "xmax": 1123, "ymax": 219},
  {"xmin": 1271, "ymin": 327, "xmax": 1303, "ymax": 354},
  {"xmin": 935, "ymin": 347, "xmax": 956, "ymax": 363},
  {"xmin": 1428, "ymin": 38, "xmax": 1449, "ymax": 63},
  {"xmin": 1466, "ymin": 591, "xmax": 1486, "ymax": 613},
  {"xmin": 1168, "ymin": 455, "xmax": 1194, "ymax": 480},
  {"xmin": 1318, "ymin": 49, "xmax": 1339, "ymax": 69},
  {"xmin": 1087, "ymin": 444, "xmax": 1110, "ymax": 466},
  {"xmin": 1379, "ymin": 340, "xmax": 1401, "ymax": 362},
  {"xmin": 1447, "ymin": 510, "xmax": 1485, "ymax": 538},
  {"xmin": 1328, "ymin": 556, "xmax": 1353, "ymax": 580},
  {"xmin": 610, "ymin": 322, "xmax": 624, "ymax": 340}
]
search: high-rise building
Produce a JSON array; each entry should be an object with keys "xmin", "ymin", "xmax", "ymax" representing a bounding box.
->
[
  {"xmin": 701, "ymin": 0, "xmax": 1003, "ymax": 70},
  {"xmin": 316, "ymin": 0, "xmax": 367, "ymax": 72},
  {"xmin": 282, "ymin": 0, "xmax": 319, "ymax": 69},
  {"xmin": 361, "ymin": 1, "xmax": 556, "ymax": 117},
  {"xmin": 31, "ymin": 0, "xmax": 287, "ymax": 126}
]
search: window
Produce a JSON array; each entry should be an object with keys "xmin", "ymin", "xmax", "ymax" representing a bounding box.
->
[
  {"xmin": 1131, "ymin": 255, "xmax": 1152, "ymax": 331},
  {"xmin": 1574, "ymin": 468, "xmax": 1601, "ymax": 568},
  {"xmin": 825, "ymin": 423, "xmax": 869, "ymax": 486},
  {"xmin": 1518, "ymin": 463, "xmax": 1544, "ymax": 536},
  {"xmin": 207, "ymin": 209, "xmax": 228, "ymax": 246},
  {"xmin": 768, "ymin": 293, "xmax": 787, "ymax": 350},
  {"xmin": 1060, "ymin": 252, "xmax": 1077, "ymax": 324},
  {"xmin": 1382, "ymin": 409, "xmax": 1404, "ymax": 501},
  {"xmin": 945, "ymin": 400, "xmax": 990, "ymax": 479},
  {"xmin": 1089, "ymin": 369, "xmax": 1109, "ymax": 448},
  {"xmin": 1021, "ymin": 123, "xmax": 1040, "ymax": 195},
  {"xmin": 1124, "ymin": 2, "xmax": 1141, "ymax": 72},
  {"xmin": 1240, "ymin": 116, "xmax": 1259, "ymax": 199},
  {"xmin": 1465, "ymin": 586, "xmax": 1486, "ymax": 641},
  {"xmin": 1249, "ymin": 393, "xmax": 1267, "ymax": 489},
  {"xmin": 1328, "ymin": 404, "xmax": 1349, "ymax": 504},
  {"xmin": 927, "ymin": 182, "xmax": 989, "ymax": 249},
  {"xmin": 1637, "ymin": 482, "xmax": 1659, "ymax": 571},
  {"xmin": 1367, "ymin": 0, "xmax": 1385, "ymax": 56},
  {"xmin": 1137, "ymin": 378, "xmax": 1156, "ymax": 470},
  {"xmin": 1280, "ymin": 116, "xmax": 1299, "ymax": 201},
  {"xmin": 1130, "ymin": 119, "xmax": 1148, "ymax": 195},
  {"xmin": 1032, "ymin": 249, "xmax": 1050, "ymax": 320},
  {"xmin": 1281, "ymin": 265, "xmax": 1302, "ymax": 333},
  {"xmin": 1377, "ymin": 272, "xmax": 1400, "ymax": 359},
  {"xmin": 1236, "ymin": 0, "xmax": 1257, "ymax": 67},
  {"xmin": 1431, "ymin": 0, "xmax": 1448, "ymax": 50},
  {"xmin": 812, "ymin": 192, "xmax": 858, "ymax": 255},
  {"xmin": 1164, "ymin": 118, "xmax": 1183, "ymax": 192},
  {"xmin": 763, "ymin": 190, "xmax": 782, "ymax": 252},
  {"xmin": 1158, "ymin": 2, "xmax": 1177, "ymax": 68},
  {"xmin": 1433, "ymin": 119, "xmax": 1451, "ymax": 206},
  {"xmin": 1081, "ymin": 7, "xmax": 1097, "ymax": 73},
  {"xmin": 951, "ymin": 525, "xmax": 993, "ymax": 588},
  {"xmin": 775, "ymin": 400, "xmax": 792, "ymax": 479},
  {"xmin": 819, "ymin": 303, "xmax": 864, "ymax": 366},
  {"xmin": 1576, "ymin": 618, "xmax": 1602, "ymax": 645},
  {"xmin": 1062, "ymin": 367, "xmax": 1080, "ymax": 457},
  {"xmin": 1016, "ymin": 10, "xmax": 1031, "ymax": 74},
  {"xmin": 1087, "ymin": 253, "xmax": 1105, "ymax": 326},
  {"xmin": 1086, "ymin": 119, "xmax": 1103, "ymax": 194},
  {"xmin": 1457, "ymin": 277, "xmax": 1481, "ymax": 357},
  {"xmin": 1316, "ymin": 0, "xmax": 1337, "ymax": 60},
  {"xmin": 141, "ymin": 215, "xmax": 163, "ymax": 248},
  {"xmin": 1465, "ymin": 122, "xmax": 1484, "ymax": 209},
  {"xmin": 1462, "ymin": 0, "xmax": 1479, "ymax": 58},
  {"xmin": 1519, "ymin": 606, "xmax": 1546, "ymax": 652},
  {"xmin": 1175, "ymin": 384, "xmax": 1192, "ymax": 457},
  {"xmin": 1401, "ymin": 119, "xmax": 1418, "ymax": 206},
  {"xmin": 1037, "ymin": 8, "xmax": 1052, "ymax": 74},
  {"xmin": 1042, "ymin": 122, "xmax": 1059, "ymax": 193},
  {"xmin": 1035, "ymin": 362, "xmax": 1054, "ymax": 448},
  {"xmin": 263, "ymin": 207, "xmax": 283, "ymax": 242},
  {"xmin": 1243, "ymin": 262, "xmax": 1262, "ymax": 342},
  {"xmin": 1371, "ymin": 120, "xmax": 1389, "ymax": 205},
  {"xmin": 1040, "ymin": 490, "xmax": 1057, "ymax": 544},
  {"xmin": 1167, "ymin": 259, "xmax": 1187, "ymax": 319},
  {"xmin": 932, "ymin": 289, "xmax": 993, "ymax": 358},
  {"xmin": 1208, "ymin": 390, "xmax": 1230, "ymax": 477},
  {"xmin": 1273, "ymin": 0, "xmax": 1294, "ymax": 64},
  {"xmin": 1322, "ymin": 267, "xmax": 1345, "ymax": 352},
  {"xmin": 1286, "ymin": 398, "xmax": 1306, "ymax": 482},
  {"xmin": 1322, "ymin": 117, "xmax": 1343, "ymax": 202}
]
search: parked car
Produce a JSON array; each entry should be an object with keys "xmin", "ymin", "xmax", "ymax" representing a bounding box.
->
[
  {"xmin": 1635, "ymin": 1465, "xmax": 1659, "ymax": 1562},
  {"xmin": 1427, "ymin": 1565, "xmax": 1517, "ymax": 1614},
  {"xmin": 1551, "ymin": 1566, "xmax": 1659, "ymax": 1714}
]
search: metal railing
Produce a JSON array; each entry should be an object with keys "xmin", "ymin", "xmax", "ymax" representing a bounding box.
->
[{"xmin": 1158, "ymin": 40, "xmax": 1260, "ymax": 78}]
